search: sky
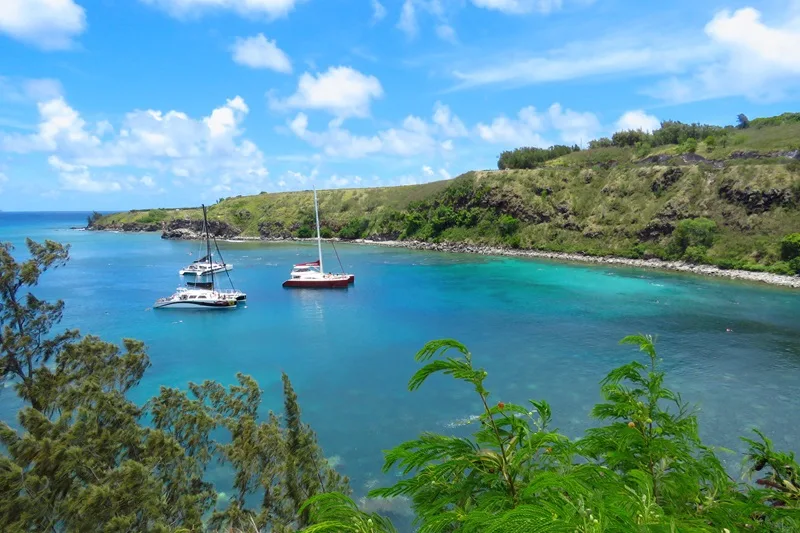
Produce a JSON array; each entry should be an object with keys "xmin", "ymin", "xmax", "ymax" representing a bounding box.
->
[{"xmin": 0, "ymin": 0, "xmax": 799, "ymax": 211}]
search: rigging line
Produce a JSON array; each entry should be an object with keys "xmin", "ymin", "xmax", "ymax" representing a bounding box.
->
[
  {"xmin": 330, "ymin": 239, "xmax": 345, "ymax": 274},
  {"xmin": 212, "ymin": 233, "xmax": 236, "ymax": 290}
]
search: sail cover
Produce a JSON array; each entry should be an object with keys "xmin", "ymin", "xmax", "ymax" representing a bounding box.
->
[
  {"xmin": 294, "ymin": 260, "xmax": 320, "ymax": 267},
  {"xmin": 192, "ymin": 254, "xmax": 212, "ymax": 264}
]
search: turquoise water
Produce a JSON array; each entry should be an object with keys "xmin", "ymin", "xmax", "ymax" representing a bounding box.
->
[{"xmin": 2, "ymin": 212, "xmax": 800, "ymax": 520}]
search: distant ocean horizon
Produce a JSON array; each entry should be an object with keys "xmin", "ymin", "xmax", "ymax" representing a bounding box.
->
[{"xmin": 2, "ymin": 211, "xmax": 800, "ymax": 526}]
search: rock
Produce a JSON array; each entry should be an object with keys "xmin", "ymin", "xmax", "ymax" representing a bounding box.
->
[
  {"xmin": 681, "ymin": 153, "xmax": 708, "ymax": 163},
  {"xmin": 258, "ymin": 221, "xmax": 292, "ymax": 239},
  {"xmin": 638, "ymin": 154, "xmax": 674, "ymax": 165},
  {"xmin": 638, "ymin": 219, "xmax": 675, "ymax": 240},
  {"xmin": 651, "ymin": 167, "xmax": 683, "ymax": 193},
  {"xmin": 160, "ymin": 218, "xmax": 240, "ymax": 240},
  {"xmin": 718, "ymin": 180, "xmax": 794, "ymax": 213}
]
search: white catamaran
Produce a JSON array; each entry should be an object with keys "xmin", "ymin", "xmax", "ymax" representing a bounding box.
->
[{"xmin": 155, "ymin": 205, "xmax": 246, "ymax": 309}]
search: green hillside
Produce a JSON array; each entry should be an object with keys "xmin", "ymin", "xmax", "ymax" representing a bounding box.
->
[{"xmin": 93, "ymin": 116, "xmax": 800, "ymax": 275}]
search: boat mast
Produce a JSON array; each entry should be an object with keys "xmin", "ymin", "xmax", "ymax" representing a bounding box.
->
[
  {"xmin": 202, "ymin": 204, "xmax": 215, "ymax": 290},
  {"xmin": 314, "ymin": 187, "xmax": 323, "ymax": 273}
]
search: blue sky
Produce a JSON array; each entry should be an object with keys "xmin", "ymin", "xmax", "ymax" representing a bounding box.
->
[{"xmin": 1, "ymin": 0, "xmax": 799, "ymax": 210}]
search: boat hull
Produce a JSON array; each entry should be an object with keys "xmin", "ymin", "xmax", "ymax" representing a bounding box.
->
[
  {"xmin": 283, "ymin": 278, "xmax": 350, "ymax": 288},
  {"xmin": 154, "ymin": 300, "xmax": 237, "ymax": 310}
]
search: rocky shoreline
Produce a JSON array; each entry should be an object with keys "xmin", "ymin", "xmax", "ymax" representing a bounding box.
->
[
  {"xmin": 87, "ymin": 225, "xmax": 799, "ymax": 289},
  {"xmin": 352, "ymin": 239, "xmax": 800, "ymax": 289}
]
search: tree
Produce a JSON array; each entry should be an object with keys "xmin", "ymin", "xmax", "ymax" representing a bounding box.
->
[
  {"xmin": 86, "ymin": 211, "xmax": 103, "ymax": 227},
  {"xmin": 737, "ymin": 113, "xmax": 750, "ymax": 129},
  {"xmin": 0, "ymin": 239, "xmax": 78, "ymax": 410},
  {"xmin": 0, "ymin": 241, "xmax": 349, "ymax": 532},
  {"xmin": 667, "ymin": 217, "xmax": 718, "ymax": 259}
]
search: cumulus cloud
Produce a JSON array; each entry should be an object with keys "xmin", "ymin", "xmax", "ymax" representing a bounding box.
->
[
  {"xmin": 615, "ymin": 110, "xmax": 660, "ymax": 133},
  {"xmin": 476, "ymin": 106, "xmax": 547, "ymax": 146},
  {"xmin": 0, "ymin": 0, "xmax": 86, "ymax": 50},
  {"xmin": 287, "ymin": 101, "xmax": 468, "ymax": 159},
  {"xmin": 1, "ymin": 94, "xmax": 268, "ymax": 195},
  {"xmin": 48, "ymin": 156, "xmax": 122, "ymax": 193},
  {"xmin": 140, "ymin": 0, "xmax": 302, "ymax": 19},
  {"xmin": 476, "ymin": 103, "xmax": 599, "ymax": 146},
  {"xmin": 271, "ymin": 66, "xmax": 383, "ymax": 119},
  {"xmin": 648, "ymin": 6, "xmax": 800, "ymax": 103},
  {"xmin": 231, "ymin": 34, "xmax": 292, "ymax": 73}
]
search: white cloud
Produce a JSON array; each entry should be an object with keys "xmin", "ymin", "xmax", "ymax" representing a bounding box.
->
[
  {"xmin": 470, "ymin": 0, "xmax": 564, "ymax": 15},
  {"xmin": 48, "ymin": 156, "xmax": 122, "ymax": 193},
  {"xmin": 648, "ymin": 7, "xmax": 800, "ymax": 103},
  {"xmin": 0, "ymin": 77, "xmax": 64, "ymax": 103},
  {"xmin": 476, "ymin": 106, "xmax": 547, "ymax": 146},
  {"xmin": 436, "ymin": 24, "xmax": 457, "ymax": 43},
  {"xmin": 371, "ymin": 0, "xmax": 386, "ymax": 22},
  {"xmin": 287, "ymin": 101, "xmax": 467, "ymax": 159},
  {"xmin": 1, "ymin": 94, "xmax": 268, "ymax": 196},
  {"xmin": 141, "ymin": 0, "xmax": 302, "ymax": 19},
  {"xmin": 231, "ymin": 34, "xmax": 292, "ymax": 73},
  {"xmin": 0, "ymin": 0, "xmax": 86, "ymax": 50},
  {"xmin": 422, "ymin": 165, "xmax": 434, "ymax": 176},
  {"xmin": 546, "ymin": 103, "xmax": 600, "ymax": 145},
  {"xmin": 438, "ymin": 168, "xmax": 451, "ymax": 180},
  {"xmin": 140, "ymin": 175, "xmax": 156, "ymax": 188},
  {"xmin": 271, "ymin": 66, "xmax": 383, "ymax": 119},
  {"xmin": 432, "ymin": 101, "xmax": 467, "ymax": 137},
  {"xmin": 615, "ymin": 110, "xmax": 660, "ymax": 133},
  {"xmin": 452, "ymin": 38, "xmax": 707, "ymax": 90},
  {"xmin": 476, "ymin": 103, "xmax": 598, "ymax": 146},
  {"xmin": 397, "ymin": 0, "xmax": 418, "ymax": 38}
]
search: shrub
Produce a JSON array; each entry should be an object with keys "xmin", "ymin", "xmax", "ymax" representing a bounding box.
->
[
  {"xmin": 668, "ymin": 217, "xmax": 718, "ymax": 258},
  {"xmin": 790, "ymin": 257, "xmax": 800, "ymax": 275},
  {"xmin": 320, "ymin": 227, "xmax": 334, "ymax": 239},
  {"xmin": 86, "ymin": 211, "xmax": 103, "ymax": 226},
  {"xmin": 680, "ymin": 137, "xmax": 698, "ymax": 153},
  {"xmin": 338, "ymin": 218, "xmax": 369, "ymax": 239},
  {"xmin": 497, "ymin": 145, "xmax": 579, "ymax": 169},
  {"xmin": 612, "ymin": 129, "xmax": 652, "ymax": 147},
  {"xmin": 769, "ymin": 261, "xmax": 795, "ymax": 276},
  {"xmin": 704, "ymin": 135, "xmax": 716, "ymax": 149},
  {"xmin": 498, "ymin": 214, "xmax": 520, "ymax": 236},
  {"xmin": 297, "ymin": 225, "xmax": 313, "ymax": 238},
  {"xmin": 403, "ymin": 212, "xmax": 426, "ymax": 237},
  {"xmin": 504, "ymin": 234, "xmax": 521, "ymax": 248},
  {"xmin": 683, "ymin": 245, "xmax": 708, "ymax": 263},
  {"xmin": 780, "ymin": 233, "xmax": 800, "ymax": 260}
]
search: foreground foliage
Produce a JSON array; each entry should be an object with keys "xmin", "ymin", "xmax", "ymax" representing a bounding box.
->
[
  {"xmin": 1, "ymin": 240, "xmax": 798, "ymax": 532},
  {"xmin": 318, "ymin": 337, "xmax": 799, "ymax": 532}
]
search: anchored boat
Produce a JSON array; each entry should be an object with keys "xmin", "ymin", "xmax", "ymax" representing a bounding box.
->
[
  {"xmin": 155, "ymin": 205, "xmax": 246, "ymax": 309},
  {"xmin": 283, "ymin": 188, "xmax": 355, "ymax": 289}
]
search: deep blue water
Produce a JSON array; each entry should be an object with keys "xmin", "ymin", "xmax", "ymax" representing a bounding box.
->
[{"xmin": 2, "ymin": 211, "xmax": 800, "ymax": 522}]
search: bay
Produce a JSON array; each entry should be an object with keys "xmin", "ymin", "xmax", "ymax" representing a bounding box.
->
[{"xmin": 2, "ymin": 211, "xmax": 800, "ymax": 520}]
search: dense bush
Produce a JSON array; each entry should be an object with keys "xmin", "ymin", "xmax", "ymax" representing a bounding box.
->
[
  {"xmin": 297, "ymin": 225, "xmax": 313, "ymax": 238},
  {"xmin": 780, "ymin": 233, "xmax": 800, "ymax": 260},
  {"xmin": 668, "ymin": 217, "xmax": 718, "ymax": 259},
  {"xmin": 338, "ymin": 218, "xmax": 369, "ymax": 239},
  {"xmin": 749, "ymin": 112, "xmax": 800, "ymax": 129},
  {"xmin": 498, "ymin": 214, "xmax": 520, "ymax": 236},
  {"xmin": 497, "ymin": 145, "xmax": 580, "ymax": 169}
]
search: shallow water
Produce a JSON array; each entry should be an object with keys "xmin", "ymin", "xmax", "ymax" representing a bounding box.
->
[{"xmin": 2, "ymin": 212, "xmax": 800, "ymax": 524}]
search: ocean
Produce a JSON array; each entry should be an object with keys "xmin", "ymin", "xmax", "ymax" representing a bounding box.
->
[{"xmin": 2, "ymin": 211, "xmax": 800, "ymax": 523}]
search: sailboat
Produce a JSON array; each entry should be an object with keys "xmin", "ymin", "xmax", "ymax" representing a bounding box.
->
[
  {"xmin": 155, "ymin": 205, "xmax": 246, "ymax": 309},
  {"xmin": 282, "ymin": 188, "xmax": 355, "ymax": 289}
]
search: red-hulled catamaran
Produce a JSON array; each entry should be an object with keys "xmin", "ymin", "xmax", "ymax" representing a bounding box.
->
[{"xmin": 282, "ymin": 188, "xmax": 355, "ymax": 289}]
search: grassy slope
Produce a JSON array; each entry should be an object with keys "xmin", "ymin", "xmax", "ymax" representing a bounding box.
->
[{"xmin": 96, "ymin": 123, "xmax": 800, "ymax": 274}]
